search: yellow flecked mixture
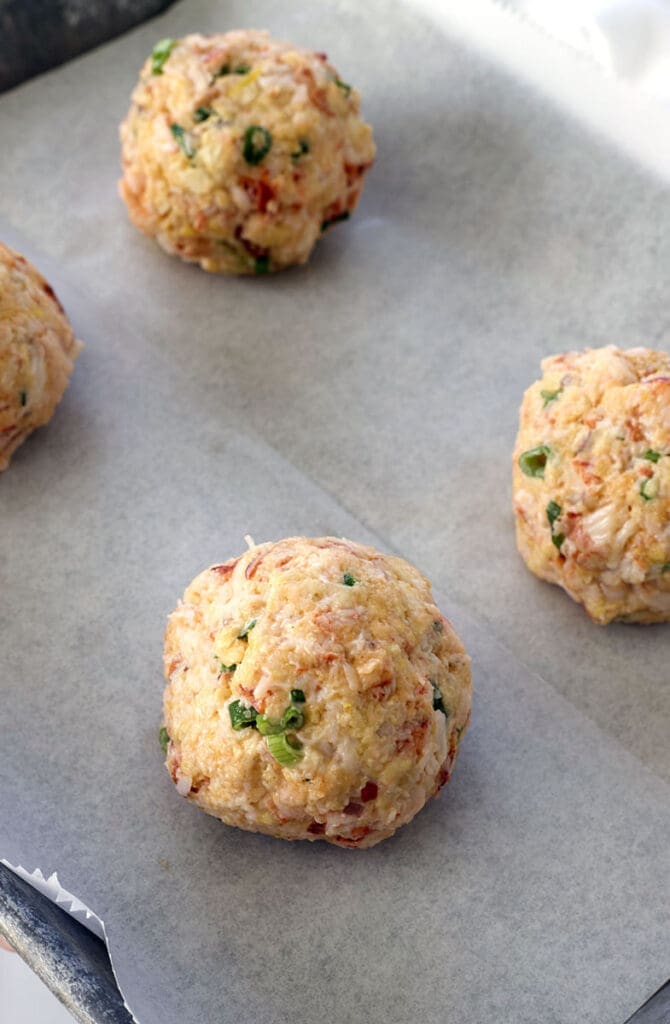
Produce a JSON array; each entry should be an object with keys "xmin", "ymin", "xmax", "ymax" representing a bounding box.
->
[
  {"xmin": 0, "ymin": 242, "xmax": 82, "ymax": 471},
  {"xmin": 513, "ymin": 345, "xmax": 670, "ymax": 623},
  {"xmin": 119, "ymin": 31, "xmax": 376, "ymax": 274},
  {"xmin": 162, "ymin": 537, "xmax": 472, "ymax": 848}
]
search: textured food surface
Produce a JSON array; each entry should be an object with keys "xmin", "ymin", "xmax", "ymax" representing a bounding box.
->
[
  {"xmin": 119, "ymin": 30, "xmax": 375, "ymax": 273},
  {"xmin": 0, "ymin": 242, "xmax": 82, "ymax": 471},
  {"xmin": 163, "ymin": 536, "xmax": 471, "ymax": 847},
  {"xmin": 513, "ymin": 345, "xmax": 670, "ymax": 623}
]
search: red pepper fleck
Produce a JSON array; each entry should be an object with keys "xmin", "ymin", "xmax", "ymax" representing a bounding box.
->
[
  {"xmin": 41, "ymin": 280, "xmax": 66, "ymax": 314},
  {"xmin": 240, "ymin": 175, "xmax": 275, "ymax": 213},
  {"xmin": 360, "ymin": 781, "xmax": 378, "ymax": 802},
  {"xmin": 245, "ymin": 551, "xmax": 265, "ymax": 579},
  {"xmin": 343, "ymin": 801, "xmax": 363, "ymax": 817},
  {"xmin": 211, "ymin": 558, "xmax": 239, "ymax": 578},
  {"xmin": 334, "ymin": 825, "xmax": 372, "ymax": 846},
  {"xmin": 307, "ymin": 820, "xmax": 326, "ymax": 835},
  {"xmin": 234, "ymin": 225, "xmax": 269, "ymax": 262},
  {"xmin": 189, "ymin": 776, "xmax": 209, "ymax": 795}
]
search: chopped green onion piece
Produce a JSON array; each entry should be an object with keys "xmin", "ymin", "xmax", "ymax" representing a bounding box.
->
[
  {"xmin": 281, "ymin": 705, "xmax": 305, "ymax": 730},
  {"xmin": 546, "ymin": 500, "xmax": 562, "ymax": 528},
  {"xmin": 193, "ymin": 106, "xmax": 213, "ymax": 122},
  {"xmin": 19, "ymin": 390, "xmax": 27, "ymax": 406},
  {"xmin": 242, "ymin": 125, "xmax": 272, "ymax": 165},
  {"xmin": 519, "ymin": 444, "xmax": 551, "ymax": 479},
  {"xmin": 541, "ymin": 388, "xmax": 561, "ymax": 408},
  {"xmin": 237, "ymin": 618, "xmax": 256, "ymax": 639},
  {"xmin": 159, "ymin": 726, "xmax": 170, "ymax": 755},
  {"xmin": 256, "ymin": 714, "xmax": 284, "ymax": 736},
  {"xmin": 217, "ymin": 63, "xmax": 251, "ymax": 76},
  {"xmin": 290, "ymin": 688, "xmax": 306, "ymax": 703},
  {"xmin": 151, "ymin": 38, "xmax": 177, "ymax": 75},
  {"xmin": 266, "ymin": 732, "xmax": 303, "ymax": 767},
  {"xmin": 335, "ymin": 77, "xmax": 352, "ymax": 96},
  {"xmin": 254, "ymin": 256, "xmax": 270, "ymax": 275},
  {"xmin": 170, "ymin": 123, "xmax": 195, "ymax": 158},
  {"xmin": 455, "ymin": 726, "xmax": 464, "ymax": 741},
  {"xmin": 321, "ymin": 210, "xmax": 350, "ymax": 232},
  {"xmin": 644, "ymin": 450, "xmax": 661, "ymax": 463},
  {"xmin": 229, "ymin": 699, "xmax": 257, "ymax": 730},
  {"xmin": 431, "ymin": 680, "xmax": 447, "ymax": 715},
  {"xmin": 546, "ymin": 500, "xmax": 565, "ymax": 549},
  {"xmin": 661, "ymin": 563, "xmax": 670, "ymax": 573},
  {"xmin": 640, "ymin": 477, "xmax": 658, "ymax": 501},
  {"xmin": 342, "ymin": 572, "xmax": 356, "ymax": 587},
  {"xmin": 291, "ymin": 138, "xmax": 310, "ymax": 161},
  {"xmin": 217, "ymin": 659, "xmax": 237, "ymax": 674}
]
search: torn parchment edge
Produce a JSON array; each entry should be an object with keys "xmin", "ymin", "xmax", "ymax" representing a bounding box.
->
[{"xmin": 1, "ymin": 859, "xmax": 139, "ymax": 1023}]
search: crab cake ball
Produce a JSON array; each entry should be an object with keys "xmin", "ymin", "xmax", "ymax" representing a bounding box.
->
[
  {"xmin": 0, "ymin": 243, "xmax": 82, "ymax": 471},
  {"xmin": 162, "ymin": 537, "xmax": 471, "ymax": 848},
  {"xmin": 513, "ymin": 345, "xmax": 670, "ymax": 624},
  {"xmin": 119, "ymin": 31, "xmax": 376, "ymax": 274}
]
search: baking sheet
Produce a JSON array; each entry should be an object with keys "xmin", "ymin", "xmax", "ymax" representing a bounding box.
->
[{"xmin": 0, "ymin": 1, "xmax": 669, "ymax": 1022}]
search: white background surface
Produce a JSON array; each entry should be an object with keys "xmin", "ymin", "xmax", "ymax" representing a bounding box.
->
[{"xmin": 3, "ymin": 0, "xmax": 670, "ymax": 1020}]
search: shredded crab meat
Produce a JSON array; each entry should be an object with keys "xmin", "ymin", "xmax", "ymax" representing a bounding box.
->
[{"xmin": 513, "ymin": 345, "xmax": 670, "ymax": 623}]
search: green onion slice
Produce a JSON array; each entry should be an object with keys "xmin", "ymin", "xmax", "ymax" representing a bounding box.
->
[
  {"xmin": 321, "ymin": 210, "xmax": 350, "ymax": 232},
  {"xmin": 541, "ymin": 388, "xmax": 561, "ymax": 408},
  {"xmin": 151, "ymin": 38, "xmax": 177, "ymax": 75},
  {"xmin": 242, "ymin": 125, "xmax": 272, "ymax": 165},
  {"xmin": 335, "ymin": 77, "xmax": 352, "ymax": 96},
  {"xmin": 217, "ymin": 659, "xmax": 236, "ymax": 674},
  {"xmin": 229, "ymin": 700, "xmax": 257, "ymax": 730},
  {"xmin": 519, "ymin": 444, "xmax": 551, "ymax": 478},
  {"xmin": 266, "ymin": 732, "xmax": 303, "ymax": 767},
  {"xmin": 291, "ymin": 138, "xmax": 310, "ymax": 161},
  {"xmin": 254, "ymin": 256, "xmax": 270, "ymax": 275},
  {"xmin": 281, "ymin": 705, "xmax": 305, "ymax": 730},
  {"xmin": 431, "ymin": 680, "xmax": 447, "ymax": 715},
  {"xmin": 661, "ymin": 563, "xmax": 670, "ymax": 573},
  {"xmin": 640, "ymin": 477, "xmax": 659, "ymax": 501},
  {"xmin": 546, "ymin": 500, "xmax": 565, "ymax": 550},
  {"xmin": 256, "ymin": 714, "xmax": 284, "ymax": 736},
  {"xmin": 193, "ymin": 107, "xmax": 213, "ymax": 122},
  {"xmin": 546, "ymin": 500, "xmax": 561, "ymax": 528},
  {"xmin": 237, "ymin": 618, "xmax": 256, "ymax": 639},
  {"xmin": 218, "ymin": 63, "xmax": 251, "ymax": 76},
  {"xmin": 19, "ymin": 390, "xmax": 27, "ymax": 406},
  {"xmin": 290, "ymin": 688, "xmax": 306, "ymax": 702},
  {"xmin": 159, "ymin": 726, "xmax": 170, "ymax": 755},
  {"xmin": 644, "ymin": 450, "xmax": 661, "ymax": 463},
  {"xmin": 342, "ymin": 572, "xmax": 356, "ymax": 586},
  {"xmin": 170, "ymin": 123, "xmax": 195, "ymax": 158}
]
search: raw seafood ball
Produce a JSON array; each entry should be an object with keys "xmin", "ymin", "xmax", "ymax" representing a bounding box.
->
[
  {"xmin": 0, "ymin": 242, "xmax": 82, "ymax": 471},
  {"xmin": 513, "ymin": 345, "xmax": 670, "ymax": 623},
  {"xmin": 119, "ymin": 31, "xmax": 376, "ymax": 274},
  {"xmin": 162, "ymin": 537, "xmax": 472, "ymax": 848}
]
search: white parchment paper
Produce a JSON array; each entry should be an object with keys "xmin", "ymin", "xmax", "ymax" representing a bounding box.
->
[{"xmin": 1, "ymin": 2, "xmax": 669, "ymax": 1022}]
